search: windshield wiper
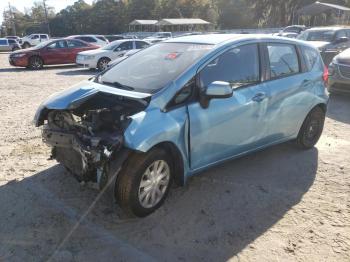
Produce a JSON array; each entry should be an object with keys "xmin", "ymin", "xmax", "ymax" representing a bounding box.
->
[{"xmin": 102, "ymin": 81, "xmax": 135, "ymax": 91}]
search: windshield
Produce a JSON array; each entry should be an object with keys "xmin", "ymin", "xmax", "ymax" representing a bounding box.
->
[
  {"xmin": 100, "ymin": 42, "xmax": 213, "ymax": 93},
  {"xmin": 101, "ymin": 41, "xmax": 120, "ymax": 50},
  {"xmin": 298, "ymin": 30, "xmax": 335, "ymax": 42}
]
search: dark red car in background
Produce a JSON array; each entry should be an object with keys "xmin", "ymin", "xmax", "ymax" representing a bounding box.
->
[{"xmin": 9, "ymin": 39, "xmax": 99, "ymax": 69}]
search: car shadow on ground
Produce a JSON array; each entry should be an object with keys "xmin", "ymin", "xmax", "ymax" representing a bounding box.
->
[
  {"xmin": 0, "ymin": 143, "xmax": 318, "ymax": 261},
  {"xmin": 0, "ymin": 65, "xmax": 79, "ymax": 73},
  {"xmin": 327, "ymin": 93, "xmax": 350, "ymax": 125}
]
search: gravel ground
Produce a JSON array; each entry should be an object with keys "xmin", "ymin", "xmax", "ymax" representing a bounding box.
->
[{"xmin": 0, "ymin": 52, "xmax": 349, "ymax": 262}]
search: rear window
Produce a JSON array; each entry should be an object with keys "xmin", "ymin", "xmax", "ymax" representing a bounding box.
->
[
  {"xmin": 267, "ymin": 44, "xmax": 299, "ymax": 79},
  {"xmin": 0, "ymin": 39, "xmax": 8, "ymax": 45},
  {"xmin": 96, "ymin": 36, "xmax": 108, "ymax": 42},
  {"xmin": 301, "ymin": 46, "xmax": 320, "ymax": 71}
]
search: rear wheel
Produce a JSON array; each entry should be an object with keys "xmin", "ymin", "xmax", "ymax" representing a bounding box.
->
[
  {"xmin": 295, "ymin": 106, "xmax": 325, "ymax": 149},
  {"xmin": 28, "ymin": 56, "xmax": 43, "ymax": 70},
  {"xmin": 12, "ymin": 46, "xmax": 20, "ymax": 52},
  {"xmin": 22, "ymin": 42, "xmax": 30, "ymax": 49},
  {"xmin": 97, "ymin": 57, "xmax": 111, "ymax": 71},
  {"xmin": 115, "ymin": 148, "xmax": 173, "ymax": 217}
]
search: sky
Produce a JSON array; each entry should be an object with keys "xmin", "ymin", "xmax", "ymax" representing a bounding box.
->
[{"xmin": 0, "ymin": 0, "xmax": 94, "ymax": 23}]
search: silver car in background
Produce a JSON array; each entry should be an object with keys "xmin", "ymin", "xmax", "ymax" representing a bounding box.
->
[
  {"xmin": 328, "ymin": 48, "xmax": 350, "ymax": 94},
  {"xmin": 0, "ymin": 38, "xmax": 21, "ymax": 52}
]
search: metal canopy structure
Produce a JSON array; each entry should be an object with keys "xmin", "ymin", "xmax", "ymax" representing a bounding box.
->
[
  {"xmin": 129, "ymin": 18, "xmax": 212, "ymax": 32},
  {"xmin": 296, "ymin": 1, "xmax": 350, "ymax": 16},
  {"xmin": 129, "ymin": 20, "xmax": 159, "ymax": 25},
  {"xmin": 156, "ymin": 18, "xmax": 211, "ymax": 26}
]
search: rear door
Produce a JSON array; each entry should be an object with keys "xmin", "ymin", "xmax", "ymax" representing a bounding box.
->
[
  {"xmin": 262, "ymin": 42, "xmax": 311, "ymax": 141},
  {"xmin": 66, "ymin": 40, "xmax": 89, "ymax": 63},
  {"xmin": 188, "ymin": 43, "xmax": 270, "ymax": 170}
]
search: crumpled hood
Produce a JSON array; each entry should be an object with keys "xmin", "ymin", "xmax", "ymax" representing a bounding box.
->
[
  {"xmin": 34, "ymin": 80, "xmax": 151, "ymax": 126},
  {"xmin": 306, "ymin": 41, "xmax": 329, "ymax": 50}
]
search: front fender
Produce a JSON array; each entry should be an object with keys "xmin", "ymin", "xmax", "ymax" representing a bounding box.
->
[{"xmin": 124, "ymin": 107, "xmax": 190, "ymax": 174}]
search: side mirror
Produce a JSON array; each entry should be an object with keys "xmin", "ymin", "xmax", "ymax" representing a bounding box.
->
[
  {"xmin": 200, "ymin": 81, "xmax": 233, "ymax": 108},
  {"xmin": 335, "ymin": 37, "xmax": 349, "ymax": 44}
]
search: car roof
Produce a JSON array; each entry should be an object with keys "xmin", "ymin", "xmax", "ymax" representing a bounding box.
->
[{"xmin": 165, "ymin": 33, "xmax": 307, "ymax": 46}]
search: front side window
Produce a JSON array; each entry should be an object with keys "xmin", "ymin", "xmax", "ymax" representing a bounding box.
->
[
  {"xmin": 100, "ymin": 43, "xmax": 213, "ymax": 93},
  {"xmin": 199, "ymin": 44, "xmax": 260, "ymax": 89},
  {"xmin": 267, "ymin": 44, "xmax": 299, "ymax": 79},
  {"xmin": 8, "ymin": 39, "xmax": 15, "ymax": 44}
]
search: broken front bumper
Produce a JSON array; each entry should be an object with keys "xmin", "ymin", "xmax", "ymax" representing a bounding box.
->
[{"xmin": 42, "ymin": 126, "xmax": 124, "ymax": 188}]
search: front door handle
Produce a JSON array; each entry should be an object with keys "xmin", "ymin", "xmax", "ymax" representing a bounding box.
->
[{"xmin": 252, "ymin": 92, "xmax": 266, "ymax": 102}]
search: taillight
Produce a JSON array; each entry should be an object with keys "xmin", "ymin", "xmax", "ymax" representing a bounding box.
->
[{"xmin": 323, "ymin": 66, "xmax": 329, "ymax": 84}]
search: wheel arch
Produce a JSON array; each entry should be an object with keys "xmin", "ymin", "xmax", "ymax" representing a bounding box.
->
[
  {"xmin": 148, "ymin": 141, "xmax": 185, "ymax": 186},
  {"xmin": 28, "ymin": 54, "xmax": 44, "ymax": 65}
]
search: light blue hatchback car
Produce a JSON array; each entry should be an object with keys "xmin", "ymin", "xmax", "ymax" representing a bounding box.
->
[{"xmin": 35, "ymin": 34, "xmax": 328, "ymax": 217}]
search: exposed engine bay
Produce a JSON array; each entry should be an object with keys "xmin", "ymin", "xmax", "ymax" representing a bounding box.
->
[{"xmin": 41, "ymin": 93, "xmax": 148, "ymax": 188}]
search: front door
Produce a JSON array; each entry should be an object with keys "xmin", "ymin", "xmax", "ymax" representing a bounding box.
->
[
  {"xmin": 43, "ymin": 40, "xmax": 69, "ymax": 65},
  {"xmin": 188, "ymin": 44, "xmax": 270, "ymax": 170}
]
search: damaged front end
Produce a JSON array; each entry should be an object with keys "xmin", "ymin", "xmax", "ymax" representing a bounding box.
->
[{"xmin": 35, "ymin": 81, "xmax": 151, "ymax": 188}]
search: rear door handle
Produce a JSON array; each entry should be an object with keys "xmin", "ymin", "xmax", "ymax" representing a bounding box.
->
[{"xmin": 252, "ymin": 92, "xmax": 266, "ymax": 102}]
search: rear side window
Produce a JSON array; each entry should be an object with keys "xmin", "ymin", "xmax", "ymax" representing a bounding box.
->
[
  {"xmin": 267, "ymin": 44, "xmax": 299, "ymax": 79},
  {"xmin": 200, "ymin": 44, "xmax": 260, "ymax": 88},
  {"xmin": 40, "ymin": 35, "xmax": 48, "ymax": 39},
  {"xmin": 31, "ymin": 35, "xmax": 39, "ymax": 39},
  {"xmin": 301, "ymin": 46, "xmax": 319, "ymax": 71},
  {"xmin": 96, "ymin": 36, "xmax": 107, "ymax": 42},
  {"xmin": 77, "ymin": 37, "xmax": 96, "ymax": 43},
  {"xmin": 117, "ymin": 41, "xmax": 133, "ymax": 51},
  {"xmin": 136, "ymin": 41, "xmax": 149, "ymax": 49},
  {"xmin": 67, "ymin": 40, "xmax": 86, "ymax": 48}
]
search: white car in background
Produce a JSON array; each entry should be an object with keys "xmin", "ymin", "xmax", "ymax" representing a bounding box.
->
[
  {"xmin": 68, "ymin": 35, "xmax": 109, "ymax": 47},
  {"xmin": 21, "ymin": 34, "xmax": 50, "ymax": 48},
  {"xmin": 76, "ymin": 39, "xmax": 150, "ymax": 71}
]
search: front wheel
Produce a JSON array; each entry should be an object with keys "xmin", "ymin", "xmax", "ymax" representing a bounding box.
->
[
  {"xmin": 115, "ymin": 148, "xmax": 173, "ymax": 217},
  {"xmin": 295, "ymin": 106, "xmax": 325, "ymax": 149},
  {"xmin": 28, "ymin": 56, "xmax": 43, "ymax": 70},
  {"xmin": 22, "ymin": 42, "xmax": 30, "ymax": 49}
]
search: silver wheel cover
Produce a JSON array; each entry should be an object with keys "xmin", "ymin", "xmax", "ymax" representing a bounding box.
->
[{"xmin": 138, "ymin": 160, "xmax": 170, "ymax": 208}]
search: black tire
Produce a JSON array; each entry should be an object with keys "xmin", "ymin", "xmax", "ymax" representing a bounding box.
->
[
  {"xmin": 115, "ymin": 148, "xmax": 173, "ymax": 217},
  {"xmin": 22, "ymin": 42, "xmax": 30, "ymax": 49},
  {"xmin": 12, "ymin": 47, "xmax": 20, "ymax": 52},
  {"xmin": 28, "ymin": 56, "xmax": 43, "ymax": 70},
  {"xmin": 295, "ymin": 106, "xmax": 325, "ymax": 149},
  {"xmin": 97, "ymin": 57, "xmax": 111, "ymax": 71}
]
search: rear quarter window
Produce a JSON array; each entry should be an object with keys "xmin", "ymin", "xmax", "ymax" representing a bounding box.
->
[{"xmin": 301, "ymin": 46, "xmax": 322, "ymax": 71}]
